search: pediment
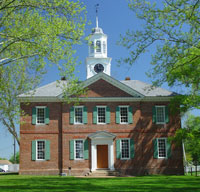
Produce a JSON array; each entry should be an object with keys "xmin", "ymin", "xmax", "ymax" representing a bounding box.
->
[{"xmin": 88, "ymin": 131, "xmax": 116, "ymax": 139}]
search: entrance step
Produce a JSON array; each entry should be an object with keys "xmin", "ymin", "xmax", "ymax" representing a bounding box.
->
[{"xmin": 86, "ymin": 170, "xmax": 120, "ymax": 177}]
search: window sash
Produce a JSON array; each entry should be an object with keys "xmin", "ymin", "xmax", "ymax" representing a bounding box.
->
[
  {"xmin": 96, "ymin": 40, "xmax": 101, "ymax": 52},
  {"xmin": 36, "ymin": 107, "xmax": 45, "ymax": 124},
  {"xmin": 121, "ymin": 139, "xmax": 130, "ymax": 159},
  {"xmin": 36, "ymin": 141, "xmax": 45, "ymax": 160},
  {"xmin": 156, "ymin": 106, "xmax": 165, "ymax": 124},
  {"xmin": 157, "ymin": 138, "xmax": 167, "ymax": 158},
  {"xmin": 97, "ymin": 107, "xmax": 106, "ymax": 124},
  {"xmin": 120, "ymin": 107, "xmax": 128, "ymax": 124},
  {"xmin": 75, "ymin": 140, "xmax": 84, "ymax": 160},
  {"xmin": 74, "ymin": 107, "xmax": 83, "ymax": 124}
]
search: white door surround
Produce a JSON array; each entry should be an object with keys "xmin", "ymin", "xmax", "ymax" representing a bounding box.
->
[{"xmin": 88, "ymin": 131, "xmax": 116, "ymax": 171}]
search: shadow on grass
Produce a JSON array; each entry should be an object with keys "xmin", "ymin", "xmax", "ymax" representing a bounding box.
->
[{"xmin": 0, "ymin": 175, "xmax": 199, "ymax": 192}]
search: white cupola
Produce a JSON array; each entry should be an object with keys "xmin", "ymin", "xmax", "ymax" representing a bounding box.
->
[{"xmin": 86, "ymin": 7, "xmax": 112, "ymax": 79}]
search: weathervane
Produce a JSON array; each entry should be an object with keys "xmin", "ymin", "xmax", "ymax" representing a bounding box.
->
[{"xmin": 95, "ymin": 4, "xmax": 99, "ymax": 28}]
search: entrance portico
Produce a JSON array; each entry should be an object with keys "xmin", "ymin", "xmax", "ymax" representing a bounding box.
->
[{"xmin": 88, "ymin": 131, "xmax": 116, "ymax": 171}]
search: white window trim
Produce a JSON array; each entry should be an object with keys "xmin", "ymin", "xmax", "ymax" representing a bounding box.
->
[
  {"xmin": 155, "ymin": 106, "xmax": 166, "ymax": 124},
  {"xmin": 120, "ymin": 138, "xmax": 130, "ymax": 160},
  {"xmin": 36, "ymin": 140, "xmax": 46, "ymax": 161},
  {"xmin": 157, "ymin": 138, "xmax": 167, "ymax": 159},
  {"xmin": 97, "ymin": 106, "xmax": 106, "ymax": 124},
  {"xmin": 74, "ymin": 106, "xmax": 84, "ymax": 125},
  {"xmin": 119, "ymin": 105, "xmax": 129, "ymax": 124},
  {"xmin": 74, "ymin": 139, "xmax": 84, "ymax": 160},
  {"xmin": 36, "ymin": 106, "xmax": 46, "ymax": 125},
  {"xmin": 95, "ymin": 39, "xmax": 102, "ymax": 54}
]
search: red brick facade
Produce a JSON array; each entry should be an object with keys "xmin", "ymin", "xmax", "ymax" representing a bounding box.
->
[{"xmin": 19, "ymin": 79, "xmax": 184, "ymax": 175}]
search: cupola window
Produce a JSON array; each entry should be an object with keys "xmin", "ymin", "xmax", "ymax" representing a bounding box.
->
[
  {"xmin": 90, "ymin": 42, "xmax": 94, "ymax": 54},
  {"xmin": 96, "ymin": 40, "xmax": 101, "ymax": 52}
]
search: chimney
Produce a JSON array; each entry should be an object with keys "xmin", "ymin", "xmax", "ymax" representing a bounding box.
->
[
  {"xmin": 61, "ymin": 76, "xmax": 66, "ymax": 80},
  {"xmin": 125, "ymin": 77, "xmax": 131, "ymax": 81}
]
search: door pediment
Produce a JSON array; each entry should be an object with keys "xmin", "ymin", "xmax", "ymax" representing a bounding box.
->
[{"xmin": 88, "ymin": 131, "xmax": 116, "ymax": 140}]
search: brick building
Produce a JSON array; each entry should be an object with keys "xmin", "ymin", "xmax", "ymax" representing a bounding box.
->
[{"xmin": 19, "ymin": 22, "xmax": 184, "ymax": 176}]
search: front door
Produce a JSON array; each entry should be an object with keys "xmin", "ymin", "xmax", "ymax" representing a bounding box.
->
[{"xmin": 97, "ymin": 145, "xmax": 108, "ymax": 168}]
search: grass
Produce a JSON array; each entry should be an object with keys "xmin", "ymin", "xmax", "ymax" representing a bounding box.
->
[{"xmin": 0, "ymin": 174, "xmax": 199, "ymax": 192}]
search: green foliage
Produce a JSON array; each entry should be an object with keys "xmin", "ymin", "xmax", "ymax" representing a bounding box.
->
[
  {"xmin": 9, "ymin": 152, "xmax": 19, "ymax": 164},
  {"xmin": 0, "ymin": 0, "xmax": 87, "ymax": 145},
  {"xmin": 0, "ymin": 157, "xmax": 7, "ymax": 160},
  {"xmin": 119, "ymin": 0, "xmax": 200, "ymax": 111},
  {"xmin": 172, "ymin": 114, "xmax": 200, "ymax": 165}
]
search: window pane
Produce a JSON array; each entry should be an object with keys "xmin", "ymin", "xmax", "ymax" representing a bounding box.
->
[
  {"xmin": 158, "ymin": 139, "xmax": 166, "ymax": 158},
  {"xmin": 75, "ymin": 107, "xmax": 83, "ymax": 124},
  {"xmin": 121, "ymin": 139, "xmax": 129, "ymax": 159},
  {"xmin": 37, "ymin": 108, "xmax": 45, "ymax": 124},
  {"xmin": 120, "ymin": 107, "xmax": 128, "ymax": 123},
  {"xmin": 98, "ymin": 107, "xmax": 106, "ymax": 123},
  {"xmin": 96, "ymin": 40, "xmax": 101, "ymax": 52},
  {"xmin": 37, "ymin": 141, "xmax": 45, "ymax": 160},
  {"xmin": 103, "ymin": 41, "xmax": 106, "ymax": 53},
  {"xmin": 75, "ymin": 140, "xmax": 83, "ymax": 159},
  {"xmin": 156, "ymin": 107, "xmax": 165, "ymax": 123}
]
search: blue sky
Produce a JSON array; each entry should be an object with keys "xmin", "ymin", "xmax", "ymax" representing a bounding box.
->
[{"xmin": 0, "ymin": 0, "xmax": 198, "ymax": 159}]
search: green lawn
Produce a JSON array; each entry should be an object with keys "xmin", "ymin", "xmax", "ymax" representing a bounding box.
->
[{"xmin": 0, "ymin": 174, "xmax": 199, "ymax": 192}]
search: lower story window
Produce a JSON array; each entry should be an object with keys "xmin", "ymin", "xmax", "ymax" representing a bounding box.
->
[
  {"xmin": 121, "ymin": 139, "xmax": 130, "ymax": 159},
  {"xmin": 158, "ymin": 138, "xmax": 167, "ymax": 158},
  {"xmin": 75, "ymin": 140, "xmax": 84, "ymax": 159},
  {"xmin": 37, "ymin": 141, "xmax": 45, "ymax": 160}
]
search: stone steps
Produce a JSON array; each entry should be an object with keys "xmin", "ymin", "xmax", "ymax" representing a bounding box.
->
[{"xmin": 86, "ymin": 169, "xmax": 120, "ymax": 177}]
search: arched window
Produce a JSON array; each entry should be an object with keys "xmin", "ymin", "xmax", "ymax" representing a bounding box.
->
[{"xmin": 96, "ymin": 40, "xmax": 101, "ymax": 52}]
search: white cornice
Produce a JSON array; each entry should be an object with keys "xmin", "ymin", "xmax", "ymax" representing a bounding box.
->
[{"xmin": 18, "ymin": 96, "xmax": 172, "ymax": 103}]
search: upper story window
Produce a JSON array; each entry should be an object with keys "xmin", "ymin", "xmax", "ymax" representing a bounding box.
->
[
  {"xmin": 153, "ymin": 106, "xmax": 169, "ymax": 124},
  {"xmin": 97, "ymin": 106, "xmax": 106, "ymax": 124},
  {"xmin": 120, "ymin": 106, "xmax": 129, "ymax": 124},
  {"xmin": 74, "ymin": 106, "xmax": 83, "ymax": 124},
  {"xmin": 70, "ymin": 106, "xmax": 87, "ymax": 124},
  {"xmin": 96, "ymin": 40, "xmax": 101, "ymax": 52},
  {"xmin": 32, "ymin": 106, "xmax": 49, "ymax": 125},
  {"xmin": 116, "ymin": 106, "xmax": 133, "ymax": 124},
  {"xmin": 36, "ymin": 107, "xmax": 45, "ymax": 124}
]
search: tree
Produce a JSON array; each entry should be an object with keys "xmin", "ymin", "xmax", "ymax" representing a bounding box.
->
[
  {"xmin": 119, "ymin": 0, "xmax": 200, "ymax": 111},
  {"xmin": 9, "ymin": 151, "xmax": 19, "ymax": 164},
  {"xmin": 172, "ymin": 114, "xmax": 200, "ymax": 176},
  {"xmin": 0, "ymin": 0, "xmax": 86, "ymax": 145}
]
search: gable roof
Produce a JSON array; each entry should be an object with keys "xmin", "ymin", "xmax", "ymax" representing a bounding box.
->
[
  {"xmin": 18, "ymin": 72, "xmax": 176, "ymax": 102},
  {"xmin": 0, "ymin": 160, "xmax": 12, "ymax": 165}
]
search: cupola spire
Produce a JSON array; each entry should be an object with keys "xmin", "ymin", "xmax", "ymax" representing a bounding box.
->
[{"xmin": 95, "ymin": 4, "xmax": 99, "ymax": 28}]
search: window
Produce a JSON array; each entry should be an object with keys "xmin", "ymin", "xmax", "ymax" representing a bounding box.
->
[
  {"xmin": 75, "ymin": 140, "xmax": 84, "ymax": 160},
  {"xmin": 156, "ymin": 106, "xmax": 165, "ymax": 124},
  {"xmin": 37, "ymin": 141, "xmax": 45, "ymax": 160},
  {"xmin": 120, "ymin": 106, "xmax": 128, "ymax": 124},
  {"xmin": 103, "ymin": 41, "xmax": 106, "ymax": 53},
  {"xmin": 96, "ymin": 40, "xmax": 101, "ymax": 52},
  {"xmin": 32, "ymin": 140, "xmax": 50, "ymax": 161},
  {"xmin": 153, "ymin": 106, "xmax": 169, "ymax": 124},
  {"xmin": 90, "ymin": 41, "xmax": 94, "ymax": 53},
  {"xmin": 97, "ymin": 107, "xmax": 106, "ymax": 124},
  {"xmin": 158, "ymin": 138, "xmax": 167, "ymax": 158},
  {"xmin": 74, "ymin": 107, "xmax": 83, "ymax": 124},
  {"xmin": 36, "ymin": 107, "xmax": 46, "ymax": 124},
  {"xmin": 121, "ymin": 139, "xmax": 130, "ymax": 159}
]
